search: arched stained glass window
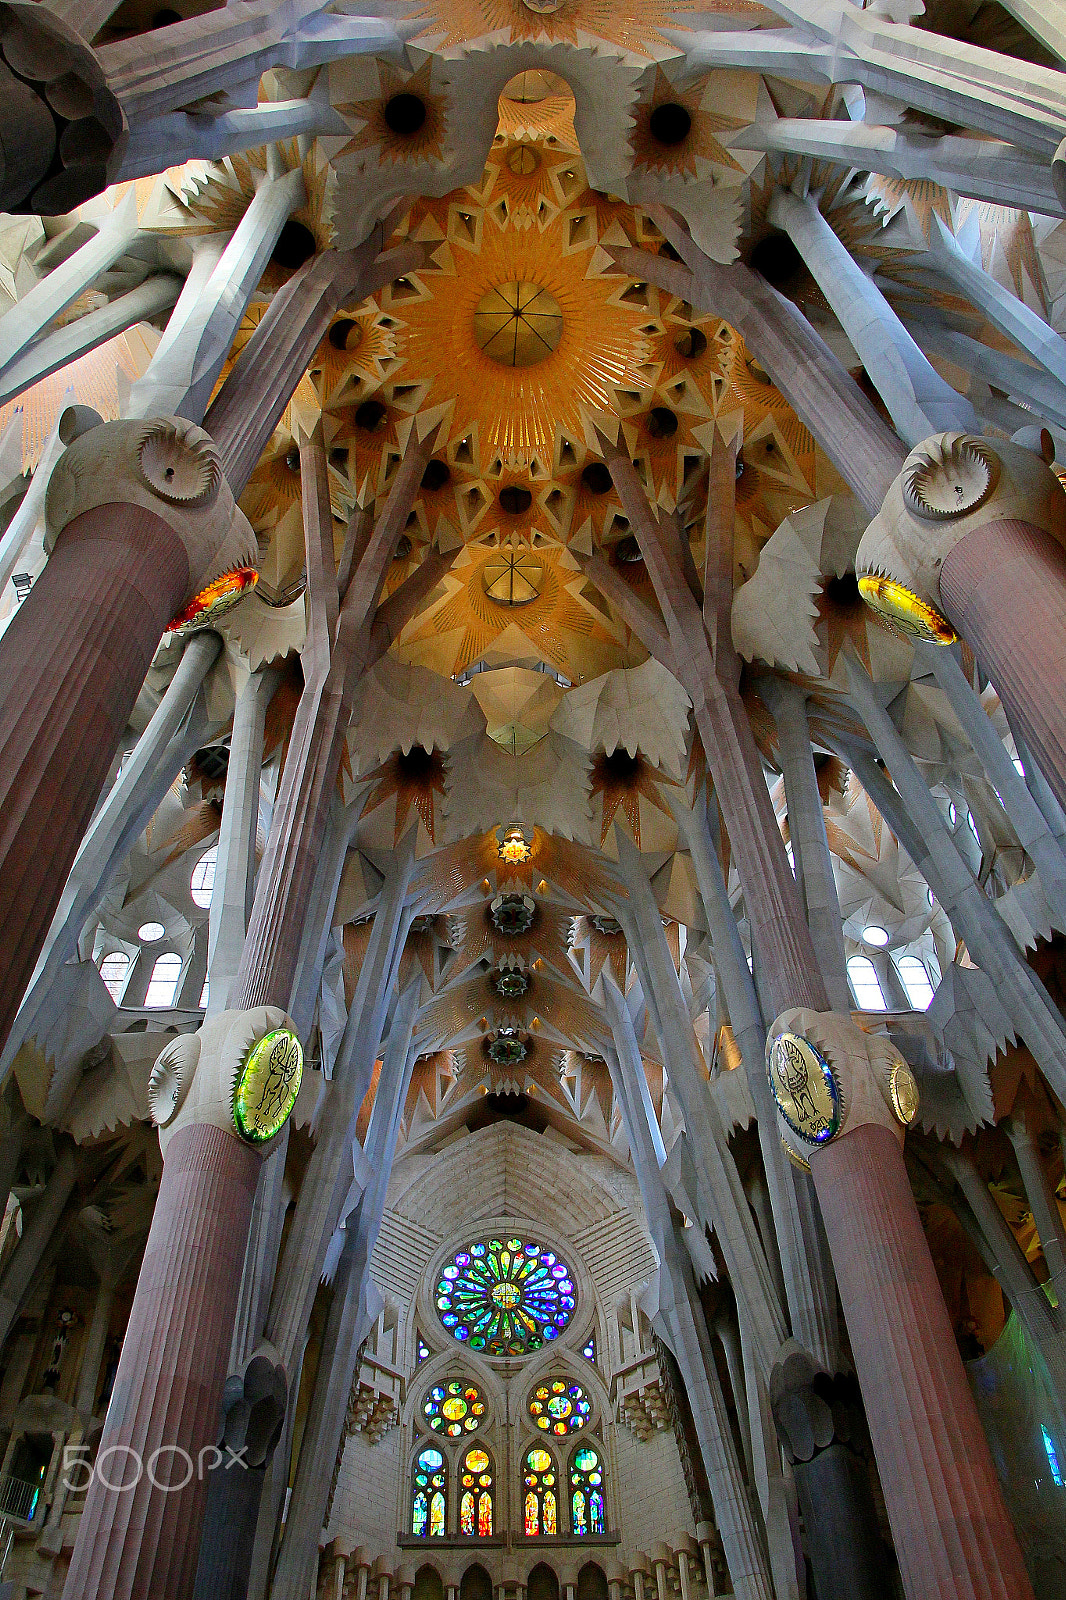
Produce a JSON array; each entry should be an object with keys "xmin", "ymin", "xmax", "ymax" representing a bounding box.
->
[
  {"xmin": 529, "ymin": 1377, "xmax": 592, "ymax": 1436},
  {"xmin": 424, "ymin": 1379, "xmax": 486, "ymax": 1437},
  {"xmin": 523, "ymin": 1446, "xmax": 558, "ymax": 1537},
  {"xmin": 569, "ymin": 1444, "xmax": 605, "ymax": 1536},
  {"xmin": 436, "ymin": 1237, "xmax": 576, "ymax": 1356},
  {"xmin": 412, "ymin": 1446, "xmax": 447, "ymax": 1538},
  {"xmin": 459, "ymin": 1446, "xmax": 494, "ymax": 1536},
  {"xmin": 99, "ymin": 952, "xmax": 129, "ymax": 1001}
]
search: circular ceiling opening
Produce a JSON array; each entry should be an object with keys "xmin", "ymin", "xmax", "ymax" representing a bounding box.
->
[
  {"xmin": 500, "ymin": 69, "xmax": 571, "ymax": 104},
  {"xmin": 646, "ymin": 406, "xmax": 678, "ymax": 439},
  {"xmin": 354, "ymin": 399, "xmax": 387, "ymax": 433},
  {"xmin": 499, "ymin": 485, "xmax": 533, "ymax": 516},
  {"xmin": 522, "ymin": 0, "xmax": 566, "ymax": 12},
  {"xmin": 483, "ymin": 549, "xmax": 543, "ymax": 606},
  {"xmin": 421, "ymin": 458, "xmax": 451, "ymax": 491},
  {"xmin": 384, "ymin": 93, "xmax": 427, "ymax": 135},
  {"xmin": 328, "ymin": 318, "xmax": 363, "ymax": 352},
  {"xmin": 270, "ymin": 221, "xmax": 316, "ymax": 272},
  {"xmin": 474, "ymin": 282, "xmax": 563, "ymax": 368},
  {"xmin": 750, "ymin": 229, "xmax": 805, "ymax": 292},
  {"xmin": 649, "ymin": 102, "xmax": 692, "ymax": 146},
  {"xmin": 580, "ymin": 461, "xmax": 612, "ymax": 495},
  {"xmin": 507, "ymin": 144, "xmax": 541, "ymax": 176},
  {"xmin": 675, "ymin": 327, "xmax": 707, "ymax": 360}
]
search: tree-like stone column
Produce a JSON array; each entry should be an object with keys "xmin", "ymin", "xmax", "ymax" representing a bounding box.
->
[
  {"xmin": 766, "ymin": 1008, "xmax": 1034, "ymax": 1600},
  {"xmin": 0, "ymin": 413, "xmax": 258, "ymax": 1059},
  {"xmin": 856, "ymin": 429, "xmax": 1066, "ymax": 829},
  {"xmin": 60, "ymin": 1007, "xmax": 302, "ymax": 1600}
]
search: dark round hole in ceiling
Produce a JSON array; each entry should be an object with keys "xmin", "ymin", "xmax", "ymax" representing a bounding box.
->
[
  {"xmin": 581, "ymin": 461, "xmax": 613, "ymax": 495},
  {"xmin": 613, "ymin": 534, "xmax": 643, "ymax": 565},
  {"xmin": 270, "ymin": 221, "xmax": 317, "ymax": 272},
  {"xmin": 328, "ymin": 318, "xmax": 358, "ymax": 350},
  {"xmin": 675, "ymin": 328, "xmax": 707, "ymax": 360},
  {"xmin": 600, "ymin": 747, "xmax": 641, "ymax": 781},
  {"xmin": 396, "ymin": 743, "xmax": 435, "ymax": 780},
  {"xmin": 285, "ymin": 446, "xmax": 300, "ymax": 472},
  {"xmin": 823, "ymin": 572, "xmax": 862, "ymax": 607},
  {"xmin": 735, "ymin": 451, "xmax": 745, "ymax": 480},
  {"xmin": 649, "ymin": 103, "xmax": 692, "ymax": 146},
  {"xmin": 499, "ymin": 485, "xmax": 533, "ymax": 516},
  {"xmin": 750, "ymin": 229, "xmax": 805, "ymax": 293},
  {"xmin": 646, "ymin": 407, "xmax": 678, "ymax": 440},
  {"xmin": 354, "ymin": 399, "xmax": 387, "ymax": 433},
  {"xmin": 394, "ymin": 533, "xmax": 412, "ymax": 560},
  {"xmin": 384, "ymin": 93, "xmax": 427, "ymax": 136},
  {"xmin": 421, "ymin": 459, "xmax": 451, "ymax": 491}
]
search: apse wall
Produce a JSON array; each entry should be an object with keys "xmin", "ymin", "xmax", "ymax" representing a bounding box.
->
[{"xmin": 325, "ymin": 1121, "xmax": 701, "ymax": 1579}]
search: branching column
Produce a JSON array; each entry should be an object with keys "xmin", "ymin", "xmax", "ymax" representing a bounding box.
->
[
  {"xmin": 62, "ymin": 416, "xmax": 440, "ymax": 1600},
  {"xmin": 581, "ymin": 427, "xmax": 1033, "ymax": 1600},
  {"xmin": 857, "ymin": 431, "xmax": 1066, "ymax": 817},
  {"xmin": 0, "ymin": 416, "xmax": 256, "ymax": 1062},
  {"xmin": 270, "ymin": 981, "xmax": 422, "ymax": 1600},
  {"xmin": 766, "ymin": 1009, "xmax": 1033, "ymax": 1600},
  {"xmin": 603, "ymin": 977, "xmax": 775, "ymax": 1600}
]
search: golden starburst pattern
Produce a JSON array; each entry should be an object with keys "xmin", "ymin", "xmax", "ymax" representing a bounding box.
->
[
  {"xmin": 397, "ymin": 0, "xmax": 738, "ymax": 59},
  {"xmin": 629, "ymin": 69, "xmax": 748, "ymax": 181},
  {"xmin": 334, "ymin": 60, "xmax": 448, "ymax": 169}
]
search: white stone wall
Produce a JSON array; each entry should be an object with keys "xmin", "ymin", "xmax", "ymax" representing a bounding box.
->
[
  {"xmin": 328, "ymin": 1425, "xmax": 403, "ymax": 1553},
  {"xmin": 613, "ymin": 1424, "xmax": 697, "ymax": 1567}
]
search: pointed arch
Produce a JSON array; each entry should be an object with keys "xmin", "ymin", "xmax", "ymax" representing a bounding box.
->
[
  {"xmin": 459, "ymin": 1444, "xmax": 495, "ymax": 1537},
  {"xmin": 522, "ymin": 1443, "xmax": 559, "ymax": 1537}
]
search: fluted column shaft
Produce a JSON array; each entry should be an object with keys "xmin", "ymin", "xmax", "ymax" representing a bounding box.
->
[
  {"xmin": 62, "ymin": 1123, "xmax": 260, "ymax": 1600},
  {"xmin": 0, "ymin": 503, "xmax": 189, "ymax": 1057},
  {"xmin": 811, "ymin": 1122, "xmax": 1033, "ymax": 1600},
  {"xmin": 940, "ymin": 518, "xmax": 1066, "ymax": 819}
]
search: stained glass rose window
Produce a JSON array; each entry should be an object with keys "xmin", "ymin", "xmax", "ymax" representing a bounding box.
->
[
  {"xmin": 423, "ymin": 1379, "xmax": 486, "ymax": 1437},
  {"xmin": 529, "ymin": 1377, "xmax": 592, "ymax": 1435},
  {"xmin": 436, "ymin": 1237, "xmax": 576, "ymax": 1356}
]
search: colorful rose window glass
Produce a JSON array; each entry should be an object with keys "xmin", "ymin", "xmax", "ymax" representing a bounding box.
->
[
  {"xmin": 423, "ymin": 1379, "xmax": 486, "ymax": 1437},
  {"xmin": 523, "ymin": 1446, "xmax": 558, "ymax": 1537},
  {"xmin": 529, "ymin": 1377, "xmax": 592, "ymax": 1435},
  {"xmin": 570, "ymin": 1445, "xmax": 605, "ymax": 1536},
  {"xmin": 412, "ymin": 1446, "xmax": 447, "ymax": 1538},
  {"xmin": 460, "ymin": 1446, "xmax": 494, "ymax": 1537},
  {"xmin": 436, "ymin": 1238, "xmax": 576, "ymax": 1356}
]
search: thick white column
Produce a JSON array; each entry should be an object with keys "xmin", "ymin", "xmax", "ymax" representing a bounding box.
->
[
  {"xmin": 768, "ymin": 187, "xmax": 976, "ymax": 445},
  {"xmin": 603, "ymin": 980, "xmax": 775, "ymax": 1600},
  {"xmin": 125, "ymin": 164, "xmax": 306, "ymax": 423}
]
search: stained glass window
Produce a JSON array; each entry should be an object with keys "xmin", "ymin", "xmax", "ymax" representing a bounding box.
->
[
  {"xmin": 570, "ymin": 1445, "xmax": 605, "ymax": 1536},
  {"xmin": 582, "ymin": 1333, "xmax": 596, "ymax": 1363},
  {"xmin": 459, "ymin": 1446, "xmax": 494, "ymax": 1536},
  {"xmin": 529, "ymin": 1377, "xmax": 592, "ymax": 1436},
  {"xmin": 416, "ymin": 1336, "xmax": 430, "ymax": 1365},
  {"xmin": 412, "ymin": 1446, "xmax": 447, "ymax": 1538},
  {"xmin": 523, "ymin": 1447, "xmax": 558, "ymax": 1537},
  {"xmin": 423, "ymin": 1379, "xmax": 486, "ymax": 1437},
  {"xmin": 436, "ymin": 1237, "xmax": 576, "ymax": 1356}
]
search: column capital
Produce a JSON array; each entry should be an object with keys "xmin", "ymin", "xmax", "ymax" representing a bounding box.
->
[
  {"xmin": 765, "ymin": 1008, "xmax": 918, "ymax": 1168},
  {"xmin": 855, "ymin": 429, "xmax": 1066, "ymax": 641},
  {"xmin": 44, "ymin": 414, "xmax": 259, "ymax": 626},
  {"xmin": 148, "ymin": 1006, "xmax": 303, "ymax": 1157}
]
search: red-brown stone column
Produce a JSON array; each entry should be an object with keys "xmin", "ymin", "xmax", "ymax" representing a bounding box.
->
[
  {"xmin": 811, "ymin": 1125, "xmax": 1032, "ymax": 1600},
  {"xmin": 61, "ymin": 1122, "xmax": 260, "ymax": 1600},
  {"xmin": 0, "ymin": 503, "xmax": 188, "ymax": 1054},
  {"xmin": 940, "ymin": 517, "xmax": 1066, "ymax": 819},
  {"xmin": 769, "ymin": 1011, "xmax": 1034, "ymax": 1600}
]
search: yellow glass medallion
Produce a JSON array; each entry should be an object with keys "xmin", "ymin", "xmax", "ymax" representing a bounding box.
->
[
  {"xmin": 233, "ymin": 1029, "xmax": 303, "ymax": 1145},
  {"xmin": 890, "ymin": 1061, "xmax": 920, "ymax": 1127},
  {"xmin": 768, "ymin": 1032, "xmax": 840, "ymax": 1146},
  {"xmin": 857, "ymin": 574, "xmax": 956, "ymax": 645}
]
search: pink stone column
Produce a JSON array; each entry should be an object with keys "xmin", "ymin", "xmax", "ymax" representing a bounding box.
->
[
  {"xmin": 61, "ymin": 1122, "xmax": 260, "ymax": 1600},
  {"xmin": 810, "ymin": 1122, "xmax": 1033, "ymax": 1600},
  {"xmin": 0, "ymin": 502, "xmax": 189, "ymax": 1054},
  {"xmin": 940, "ymin": 517, "xmax": 1066, "ymax": 819}
]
